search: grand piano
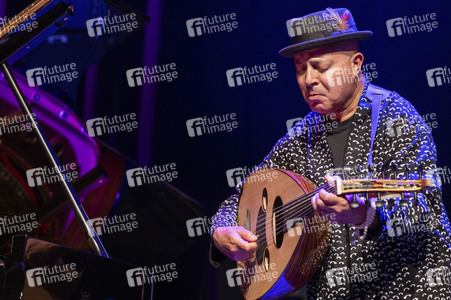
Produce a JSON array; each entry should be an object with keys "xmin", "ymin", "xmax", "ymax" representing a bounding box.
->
[{"xmin": 0, "ymin": 1, "xmax": 209, "ymax": 299}]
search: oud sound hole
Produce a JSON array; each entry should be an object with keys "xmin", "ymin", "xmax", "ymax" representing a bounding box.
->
[
  {"xmin": 262, "ymin": 188, "xmax": 268, "ymax": 212},
  {"xmin": 256, "ymin": 206, "xmax": 266, "ymax": 265},
  {"xmin": 264, "ymin": 248, "xmax": 270, "ymax": 271},
  {"xmin": 272, "ymin": 196, "xmax": 284, "ymax": 248}
]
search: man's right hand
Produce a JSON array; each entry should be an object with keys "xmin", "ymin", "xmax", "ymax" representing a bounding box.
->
[{"xmin": 212, "ymin": 226, "xmax": 258, "ymax": 261}]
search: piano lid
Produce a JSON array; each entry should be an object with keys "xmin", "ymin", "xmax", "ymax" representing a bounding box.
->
[{"xmin": 1, "ymin": 0, "xmax": 150, "ymax": 112}]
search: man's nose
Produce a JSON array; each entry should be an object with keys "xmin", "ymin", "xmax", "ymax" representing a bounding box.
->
[{"xmin": 305, "ymin": 66, "xmax": 318, "ymax": 86}]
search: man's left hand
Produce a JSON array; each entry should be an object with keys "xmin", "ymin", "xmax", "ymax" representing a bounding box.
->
[{"xmin": 311, "ymin": 175, "xmax": 366, "ymax": 225}]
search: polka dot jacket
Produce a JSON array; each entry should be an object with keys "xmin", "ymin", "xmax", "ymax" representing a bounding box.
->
[{"xmin": 210, "ymin": 83, "xmax": 451, "ymax": 299}]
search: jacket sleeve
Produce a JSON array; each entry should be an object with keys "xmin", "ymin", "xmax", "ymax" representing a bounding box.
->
[{"xmin": 375, "ymin": 97, "xmax": 446, "ymax": 241}]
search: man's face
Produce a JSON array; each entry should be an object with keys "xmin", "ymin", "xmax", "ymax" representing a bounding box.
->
[{"xmin": 294, "ymin": 45, "xmax": 362, "ymax": 117}]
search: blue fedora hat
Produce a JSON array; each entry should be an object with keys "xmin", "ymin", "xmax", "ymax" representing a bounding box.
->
[{"xmin": 279, "ymin": 8, "xmax": 372, "ymax": 58}]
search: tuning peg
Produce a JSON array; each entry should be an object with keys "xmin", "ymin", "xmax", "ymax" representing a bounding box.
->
[
  {"xmin": 413, "ymin": 163, "xmax": 423, "ymax": 206},
  {"xmin": 386, "ymin": 199, "xmax": 396, "ymax": 219},
  {"xmin": 356, "ymin": 164, "xmax": 363, "ymax": 178},
  {"xmin": 375, "ymin": 193, "xmax": 384, "ymax": 208},
  {"xmin": 400, "ymin": 192, "xmax": 409, "ymax": 207},
  {"xmin": 418, "ymin": 163, "xmax": 423, "ymax": 180},
  {"xmin": 375, "ymin": 200, "xmax": 385, "ymax": 208},
  {"xmin": 377, "ymin": 162, "xmax": 385, "ymax": 179},
  {"xmin": 386, "ymin": 198, "xmax": 395, "ymax": 211},
  {"xmin": 356, "ymin": 164, "xmax": 369, "ymax": 200},
  {"xmin": 356, "ymin": 164, "xmax": 362, "ymax": 172},
  {"xmin": 368, "ymin": 164, "xmax": 375, "ymax": 179},
  {"xmin": 391, "ymin": 162, "xmax": 399, "ymax": 179},
  {"xmin": 350, "ymin": 194, "xmax": 360, "ymax": 208},
  {"xmin": 343, "ymin": 165, "xmax": 352, "ymax": 180},
  {"xmin": 413, "ymin": 192, "xmax": 419, "ymax": 207},
  {"xmin": 379, "ymin": 162, "xmax": 387, "ymax": 179},
  {"xmin": 405, "ymin": 164, "xmax": 410, "ymax": 180}
]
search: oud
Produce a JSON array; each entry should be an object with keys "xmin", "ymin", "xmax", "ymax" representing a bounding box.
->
[{"xmin": 236, "ymin": 168, "xmax": 431, "ymax": 299}]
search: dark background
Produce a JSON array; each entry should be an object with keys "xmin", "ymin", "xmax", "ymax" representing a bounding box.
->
[{"xmin": 2, "ymin": 0, "xmax": 451, "ymax": 299}]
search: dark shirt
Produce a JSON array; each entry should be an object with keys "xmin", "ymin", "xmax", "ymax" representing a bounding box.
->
[{"xmin": 325, "ymin": 115, "xmax": 355, "ymax": 168}]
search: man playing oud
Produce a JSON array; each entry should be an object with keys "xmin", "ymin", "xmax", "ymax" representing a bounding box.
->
[{"xmin": 210, "ymin": 8, "xmax": 451, "ymax": 299}]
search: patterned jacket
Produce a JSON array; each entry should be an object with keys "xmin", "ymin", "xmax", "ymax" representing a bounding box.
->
[{"xmin": 210, "ymin": 82, "xmax": 451, "ymax": 299}]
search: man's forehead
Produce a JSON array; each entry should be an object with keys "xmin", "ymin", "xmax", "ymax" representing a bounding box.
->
[
  {"xmin": 293, "ymin": 41, "xmax": 359, "ymax": 64},
  {"xmin": 294, "ymin": 48, "xmax": 332, "ymax": 64}
]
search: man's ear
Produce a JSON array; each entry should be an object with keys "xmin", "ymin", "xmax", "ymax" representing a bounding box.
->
[{"xmin": 351, "ymin": 52, "xmax": 364, "ymax": 75}]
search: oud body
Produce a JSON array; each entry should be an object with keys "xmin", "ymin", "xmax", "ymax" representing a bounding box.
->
[
  {"xmin": 236, "ymin": 168, "xmax": 430, "ymax": 299},
  {"xmin": 237, "ymin": 169, "xmax": 329, "ymax": 299}
]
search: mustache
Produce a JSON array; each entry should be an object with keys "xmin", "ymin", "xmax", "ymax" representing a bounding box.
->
[
  {"xmin": 305, "ymin": 87, "xmax": 325, "ymax": 96},
  {"xmin": 306, "ymin": 91, "xmax": 324, "ymax": 97}
]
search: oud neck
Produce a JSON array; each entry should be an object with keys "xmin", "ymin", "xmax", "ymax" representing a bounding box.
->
[{"xmin": 282, "ymin": 181, "xmax": 337, "ymax": 220}]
